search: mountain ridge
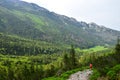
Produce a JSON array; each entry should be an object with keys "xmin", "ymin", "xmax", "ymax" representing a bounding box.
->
[{"xmin": 0, "ymin": 0, "xmax": 120, "ymax": 48}]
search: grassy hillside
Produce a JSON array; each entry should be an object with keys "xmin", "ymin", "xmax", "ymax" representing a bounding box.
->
[{"xmin": 0, "ymin": 0, "xmax": 120, "ymax": 48}]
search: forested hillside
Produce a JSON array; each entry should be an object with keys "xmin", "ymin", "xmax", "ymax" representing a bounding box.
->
[
  {"xmin": 0, "ymin": 0, "xmax": 120, "ymax": 48},
  {"xmin": 0, "ymin": 33, "xmax": 63, "ymax": 55},
  {"xmin": 0, "ymin": 0, "xmax": 120, "ymax": 80}
]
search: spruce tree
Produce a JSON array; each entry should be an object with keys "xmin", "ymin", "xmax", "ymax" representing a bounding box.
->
[
  {"xmin": 62, "ymin": 45, "xmax": 78, "ymax": 70},
  {"xmin": 114, "ymin": 36, "xmax": 120, "ymax": 63},
  {"xmin": 70, "ymin": 45, "xmax": 77, "ymax": 68},
  {"xmin": 115, "ymin": 36, "xmax": 120, "ymax": 54},
  {"xmin": 63, "ymin": 53, "xmax": 70, "ymax": 70}
]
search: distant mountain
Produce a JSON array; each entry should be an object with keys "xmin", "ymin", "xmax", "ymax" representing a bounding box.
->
[{"xmin": 0, "ymin": 0, "xmax": 120, "ymax": 48}]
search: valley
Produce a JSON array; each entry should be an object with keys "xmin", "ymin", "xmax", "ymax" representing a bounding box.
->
[{"xmin": 0, "ymin": 0, "xmax": 120, "ymax": 80}]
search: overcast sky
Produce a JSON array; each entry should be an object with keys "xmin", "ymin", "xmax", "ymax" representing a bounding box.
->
[{"xmin": 22, "ymin": 0, "xmax": 120, "ymax": 31}]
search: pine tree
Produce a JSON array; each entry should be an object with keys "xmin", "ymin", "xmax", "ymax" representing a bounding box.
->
[
  {"xmin": 70, "ymin": 45, "xmax": 77, "ymax": 68},
  {"xmin": 115, "ymin": 36, "xmax": 120, "ymax": 54},
  {"xmin": 63, "ymin": 53, "xmax": 70, "ymax": 70},
  {"xmin": 114, "ymin": 36, "xmax": 120, "ymax": 63},
  {"xmin": 62, "ymin": 45, "xmax": 78, "ymax": 70}
]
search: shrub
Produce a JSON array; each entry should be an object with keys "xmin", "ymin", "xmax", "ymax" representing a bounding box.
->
[
  {"xmin": 107, "ymin": 64, "xmax": 120, "ymax": 80},
  {"xmin": 90, "ymin": 69, "xmax": 100, "ymax": 80}
]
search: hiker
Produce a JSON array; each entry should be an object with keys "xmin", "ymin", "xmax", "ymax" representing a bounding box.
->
[{"xmin": 89, "ymin": 63, "xmax": 92, "ymax": 70}]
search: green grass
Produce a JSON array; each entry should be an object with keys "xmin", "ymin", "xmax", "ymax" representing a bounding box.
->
[
  {"xmin": 11, "ymin": 10, "xmax": 45, "ymax": 32},
  {"xmin": 89, "ymin": 69, "xmax": 100, "ymax": 80},
  {"xmin": 82, "ymin": 46, "xmax": 108, "ymax": 52},
  {"xmin": 75, "ymin": 46, "xmax": 108, "ymax": 54},
  {"xmin": 26, "ymin": 13, "xmax": 45, "ymax": 26}
]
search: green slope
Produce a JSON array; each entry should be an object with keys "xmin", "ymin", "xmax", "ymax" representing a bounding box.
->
[{"xmin": 0, "ymin": 0, "xmax": 120, "ymax": 48}]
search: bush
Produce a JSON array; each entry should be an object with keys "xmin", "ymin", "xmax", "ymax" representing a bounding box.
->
[
  {"xmin": 107, "ymin": 64, "xmax": 120, "ymax": 80},
  {"xmin": 107, "ymin": 71, "xmax": 116, "ymax": 80},
  {"xmin": 90, "ymin": 69, "xmax": 100, "ymax": 80}
]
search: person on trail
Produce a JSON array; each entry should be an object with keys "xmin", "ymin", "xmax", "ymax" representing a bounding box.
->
[{"xmin": 89, "ymin": 63, "xmax": 92, "ymax": 70}]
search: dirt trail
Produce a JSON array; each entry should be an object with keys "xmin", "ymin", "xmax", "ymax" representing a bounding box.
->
[{"xmin": 68, "ymin": 69, "xmax": 93, "ymax": 80}]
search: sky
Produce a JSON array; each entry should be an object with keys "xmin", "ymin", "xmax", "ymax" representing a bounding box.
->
[{"xmin": 22, "ymin": 0, "xmax": 120, "ymax": 31}]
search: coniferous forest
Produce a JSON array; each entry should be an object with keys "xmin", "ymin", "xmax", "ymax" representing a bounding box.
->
[
  {"xmin": 0, "ymin": 0, "xmax": 120, "ymax": 80},
  {"xmin": 0, "ymin": 32, "xmax": 120, "ymax": 80}
]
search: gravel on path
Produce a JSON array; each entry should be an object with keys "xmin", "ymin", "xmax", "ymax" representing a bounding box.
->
[{"xmin": 68, "ymin": 69, "xmax": 93, "ymax": 80}]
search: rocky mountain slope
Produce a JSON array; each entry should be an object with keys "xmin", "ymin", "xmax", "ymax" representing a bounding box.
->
[{"xmin": 0, "ymin": 0, "xmax": 120, "ymax": 48}]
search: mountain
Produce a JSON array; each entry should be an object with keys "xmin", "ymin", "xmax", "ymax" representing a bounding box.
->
[{"xmin": 0, "ymin": 0, "xmax": 120, "ymax": 48}]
